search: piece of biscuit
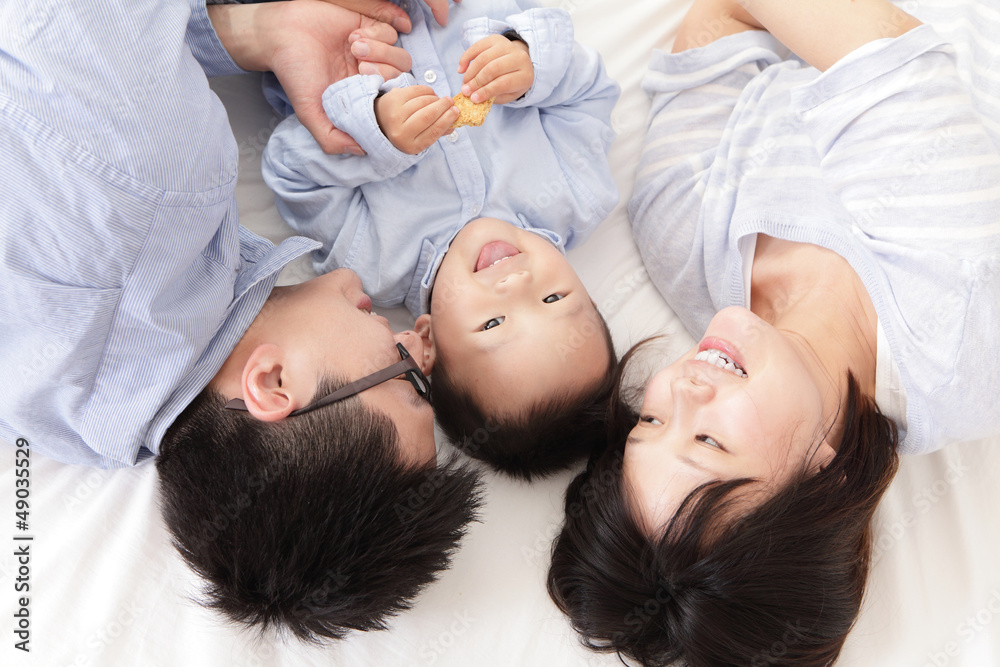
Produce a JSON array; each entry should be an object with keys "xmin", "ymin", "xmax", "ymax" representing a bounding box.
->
[{"xmin": 451, "ymin": 93, "xmax": 494, "ymax": 129}]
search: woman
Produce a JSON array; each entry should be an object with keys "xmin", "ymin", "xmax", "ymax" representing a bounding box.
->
[{"xmin": 548, "ymin": 0, "xmax": 1000, "ymax": 665}]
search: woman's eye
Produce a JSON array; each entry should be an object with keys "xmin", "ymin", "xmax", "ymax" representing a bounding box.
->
[
  {"xmin": 482, "ymin": 316, "xmax": 505, "ymax": 331},
  {"xmin": 543, "ymin": 294, "xmax": 564, "ymax": 303},
  {"xmin": 641, "ymin": 415, "xmax": 663, "ymax": 426},
  {"xmin": 696, "ymin": 434, "xmax": 725, "ymax": 451}
]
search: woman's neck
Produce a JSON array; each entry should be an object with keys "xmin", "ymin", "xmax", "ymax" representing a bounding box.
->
[{"xmin": 750, "ymin": 236, "xmax": 878, "ymax": 401}]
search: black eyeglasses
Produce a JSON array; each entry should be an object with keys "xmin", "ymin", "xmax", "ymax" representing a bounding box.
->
[{"xmin": 223, "ymin": 343, "xmax": 430, "ymax": 417}]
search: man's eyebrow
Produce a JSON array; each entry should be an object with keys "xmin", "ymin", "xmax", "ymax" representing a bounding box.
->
[{"xmin": 407, "ymin": 387, "xmax": 429, "ymax": 410}]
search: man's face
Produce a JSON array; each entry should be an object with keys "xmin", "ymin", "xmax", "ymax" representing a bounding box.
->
[{"xmin": 245, "ymin": 269, "xmax": 437, "ymax": 464}]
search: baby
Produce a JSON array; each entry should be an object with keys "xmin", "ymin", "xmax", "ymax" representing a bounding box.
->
[{"xmin": 262, "ymin": 0, "xmax": 621, "ymax": 479}]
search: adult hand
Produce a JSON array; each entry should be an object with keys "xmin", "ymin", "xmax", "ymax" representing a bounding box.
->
[
  {"xmin": 306, "ymin": 0, "xmax": 414, "ymax": 33},
  {"xmin": 209, "ymin": 1, "xmax": 413, "ymax": 154},
  {"xmin": 308, "ymin": 0, "xmax": 456, "ymax": 30}
]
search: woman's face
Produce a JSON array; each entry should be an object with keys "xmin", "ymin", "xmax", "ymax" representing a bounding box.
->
[{"xmin": 623, "ymin": 307, "xmax": 838, "ymax": 532}]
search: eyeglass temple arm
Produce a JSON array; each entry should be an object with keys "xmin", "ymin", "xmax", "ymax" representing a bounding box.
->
[{"xmin": 222, "ymin": 358, "xmax": 415, "ymax": 415}]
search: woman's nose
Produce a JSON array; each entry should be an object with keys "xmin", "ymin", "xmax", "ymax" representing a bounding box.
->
[{"xmin": 671, "ymin": 374, "xmax": 716, "ymax": 405}]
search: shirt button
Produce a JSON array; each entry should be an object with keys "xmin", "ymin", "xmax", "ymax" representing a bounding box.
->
[
  {"xmin": 470, "ymin": 205, "xmax": 481, "ymax": 216},
  {"xmin": 423, "ymin": 70, "xmax": 437, "ymax": 84},
  {"xmin": 447, "ymin": 131, "xmax": 458, "ymax": 142}
]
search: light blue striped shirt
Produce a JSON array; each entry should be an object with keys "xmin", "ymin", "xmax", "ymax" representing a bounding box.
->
[
  {"xmin": 629, "ymin": 4, "xmax": 1000, "ymax": 455},
  {"xmin": 262, "ymin": 0, "xmax": 619, "ymax": 317},
  {"xmin": 0, "ymin": 0, "xmax": 316, "ymax": 467}
]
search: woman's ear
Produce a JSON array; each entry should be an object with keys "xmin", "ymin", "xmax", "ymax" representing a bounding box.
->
[
  {"xmin": 240, "ymin": 343, "xmax": 295, "ymax": 422},
  {"xmin": 414, "ymin": 314, "xmax": 436, "ymax": 375},
  {"xmin": 812, "ymin": 441, "xmax": 838, "ymax": 473}
]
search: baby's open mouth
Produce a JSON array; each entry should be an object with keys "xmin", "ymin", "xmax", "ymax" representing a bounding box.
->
[{"xmin": 474, "ymin": 241, "xmax": 520, "ymax": 272}]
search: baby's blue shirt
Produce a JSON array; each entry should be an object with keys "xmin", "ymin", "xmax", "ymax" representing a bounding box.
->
[{"xmin": 262, "ymin": 0, "xmax": 620, "ymax": 317}]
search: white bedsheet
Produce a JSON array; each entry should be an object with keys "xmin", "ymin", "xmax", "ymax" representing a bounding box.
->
[{"xmin": 2, "ymin": 0, "xmax": 999, "ymax": 665}]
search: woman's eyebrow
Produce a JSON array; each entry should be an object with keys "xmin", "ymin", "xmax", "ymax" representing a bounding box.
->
[{"xmin": 679, "ymin": 454, "xmax": 715, "ymax": 476}]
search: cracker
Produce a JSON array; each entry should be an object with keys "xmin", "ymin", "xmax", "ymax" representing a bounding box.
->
[{"xmin": 451, "ymin": 93, "xmax": 494, "ymax": 129}]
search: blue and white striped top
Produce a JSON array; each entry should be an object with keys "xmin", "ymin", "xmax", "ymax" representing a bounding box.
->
[
  {"xmin": 0, "ymin": 0, "xmax": 316, "ymax": 467},
  {"xmin": 629, "ymin": 2, "xmax": 1000, "ymax": 455}
]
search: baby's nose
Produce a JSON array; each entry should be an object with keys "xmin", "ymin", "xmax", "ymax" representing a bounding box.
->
[{"xmin": 495, "ymin": 270, "xmax": 531, "ymax": 292}]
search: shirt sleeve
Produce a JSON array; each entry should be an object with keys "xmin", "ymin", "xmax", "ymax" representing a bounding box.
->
[
  {"xmin": 629, "ymin": 30, "xmax": 784, "ymax": 226},
  {"xmin": 185, "ymin": 0, "xmax": 248, "ymax": 77},
  {"xmin": 460, "ymin": 7, "xmax": 621, "ymax": 244},
  {"xmin": 628, "ymin": 31, "xmax": 784, "ymax": 329},
  {"xmin": 262, "ymin": 72, "xmax": 424, "ymax": 212},
  {"xmin": 317, "ymin": 73, "xmax": 428, "ymax": 181},
  {"xmin": 262, "ymin": 73, "xmax": 429, "ymax": 276},
  {"xmin": 261, "ymin": 113, "xmax": 378, "ymax": 277},
  {"xmin": 460, "ymin": 8, "xmax": 617, "ymax": 110}
]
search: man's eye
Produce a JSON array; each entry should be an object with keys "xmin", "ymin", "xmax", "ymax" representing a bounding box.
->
[
  {"xmin": 543, "ymin": 294, "xmax": 564, "ymax": 303},
  {"xmin": 482, "ymin": 316, "xmax": 505, "ymax": 331}
]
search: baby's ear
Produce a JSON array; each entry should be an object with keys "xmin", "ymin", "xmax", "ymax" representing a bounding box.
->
[{"xmin": 414, "ymin": 314, "xmax": 437, "ymax": 374}]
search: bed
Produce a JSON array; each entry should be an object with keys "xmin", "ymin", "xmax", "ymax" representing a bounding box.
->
[{"xmin": 2, "ymin": 0, "xmax": 999, "ymax": 665}]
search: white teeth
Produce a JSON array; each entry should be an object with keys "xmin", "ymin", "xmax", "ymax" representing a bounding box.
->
[
  {"xmin": 490, "ymin": 255, "xmax": 513, "ymax": 267},
  {"xmin": 694, "ymin": 348, "xmax": 747, "ymax": 378}
]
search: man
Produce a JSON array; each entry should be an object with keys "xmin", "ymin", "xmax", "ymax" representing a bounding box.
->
[{"xmin": 0, "ymin": 0, "xmax": 481, "ymax": 641}]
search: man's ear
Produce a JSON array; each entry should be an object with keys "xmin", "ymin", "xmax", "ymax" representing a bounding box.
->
[
  {"xmin": 414, "ymin": 314, "xmax": 436, "ymax": 375},
  {"xmin": 240, "ymin": 343, "xmax": 295, "ymax": 422}
]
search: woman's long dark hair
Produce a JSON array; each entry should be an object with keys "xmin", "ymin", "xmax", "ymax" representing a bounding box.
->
[{"xmin": 547, "ymin": 342, "xmax": 899, "ymax": 667}]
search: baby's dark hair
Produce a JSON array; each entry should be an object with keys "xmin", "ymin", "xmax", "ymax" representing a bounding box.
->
[
  {"xmin": 432, "ymin": 311, "xmax": 621, "ymax": 481},
  {"xmin": 547, "ymin": 368, "xmax": 899, "ymax": 667},
  {"xmin": 157, "ymin": 377, "xmax": 482, "ymax": 643}
]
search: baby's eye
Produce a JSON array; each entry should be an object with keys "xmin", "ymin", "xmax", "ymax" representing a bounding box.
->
[
  {"xmin": 482, "ymin": 316, "xmax": 505, "ymax": 331},
  {"xmin": 640, "ymin": 415, "xmax": 663, "ymax": 426},
  {"xmin": 696, "ymin": 434, "xmax": 726, "ymax": 451},
  {"xmin": 543, "ymin": 294, "xmax": 564, "ymax": 303}
]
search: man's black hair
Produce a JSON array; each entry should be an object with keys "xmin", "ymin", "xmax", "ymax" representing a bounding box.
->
[{"xmin": 157, "ymin": 378, "xmax": 482, "ymax": 642}]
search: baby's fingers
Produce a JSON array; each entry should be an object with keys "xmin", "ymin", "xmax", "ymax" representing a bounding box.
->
[
  {"xmin": 464, "ymin": 72, "xmax": 526, "ymax": 105},
  {"xmin": 461, "ymin": 51, "xmax": 530, "ymax": 103},
  {"xmin": 457, "ymin": 37, "xmax": 498, "ymax": 74},
  {"xmin": 412, "ymin": 100, "xmax": 461, "ymax": 151},
  {"xmin": 393, "ymin": 85, "xmax": 439, "ymax": 104},
  {"xmin": 400, "ymin": 97, "xmax": 460, "ymax": 154}
]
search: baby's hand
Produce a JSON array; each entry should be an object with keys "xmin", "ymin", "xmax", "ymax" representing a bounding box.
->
[
  {"xmin": 374, "ymin": 86, "xmax": 460, "ymax": 154},
  {"xmin": 458, "ymin": 34, "xmax": 533, "ymax": 105}
]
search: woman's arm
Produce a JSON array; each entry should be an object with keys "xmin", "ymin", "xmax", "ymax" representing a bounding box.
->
[
  {"xmin": 674, "ymin": 0, "xmax": 922, "ymax": 71},
  {"xmin": 672, "ymin": 0, "xmax": 762, "ymax": 53},
  {"xmin": 740, "ymin": 0, "xmax": 922, "ymax": 71}
]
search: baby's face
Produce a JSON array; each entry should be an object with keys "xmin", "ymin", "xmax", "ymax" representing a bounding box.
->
[{"xmin": 429, "ymin": 218, "xmax": 610, "ymax": 415}]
